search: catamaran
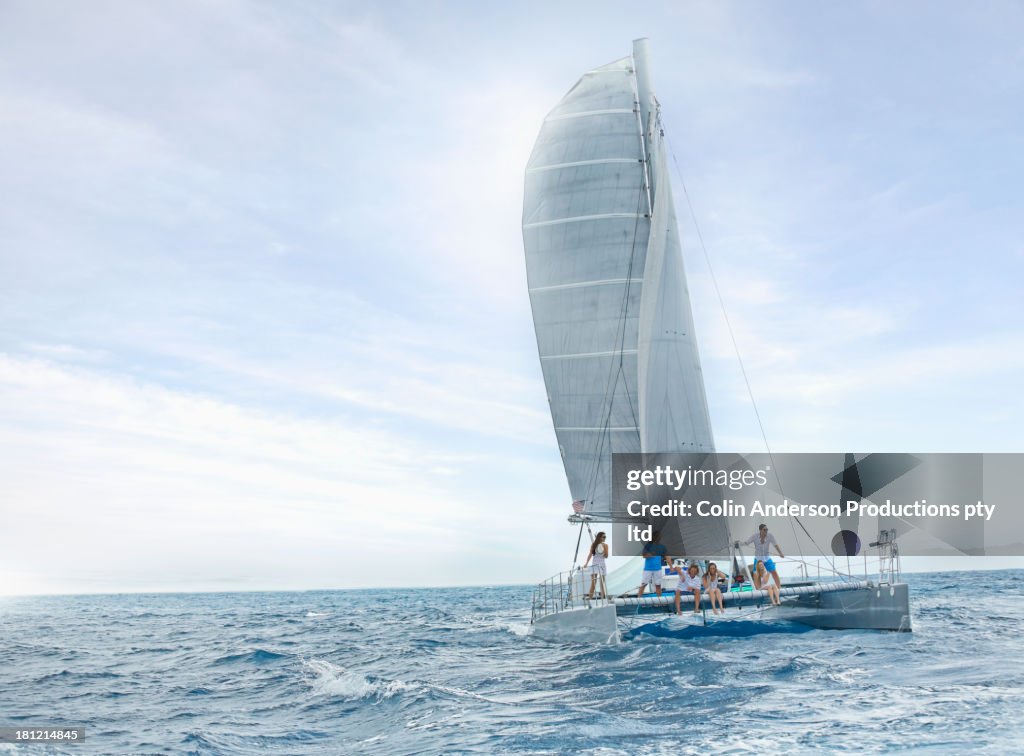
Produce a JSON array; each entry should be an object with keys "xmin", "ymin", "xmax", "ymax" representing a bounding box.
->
[{"xmin": 522, "ymin": 39, "xmax": 912, "ymax": 643}]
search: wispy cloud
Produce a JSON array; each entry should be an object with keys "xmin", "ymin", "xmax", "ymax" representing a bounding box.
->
[
  {"xmin": 735, "ymin": 67, "xmax": 820, "ymax": 90},
  {"xmin": 0, "ymin": 353, "xmax": 567, "ymax": 594}
]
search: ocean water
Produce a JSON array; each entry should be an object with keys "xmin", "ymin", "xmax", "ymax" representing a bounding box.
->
[{"xmin": 2, "ymin": 570, "xmax": 1023, "ymax": 755}]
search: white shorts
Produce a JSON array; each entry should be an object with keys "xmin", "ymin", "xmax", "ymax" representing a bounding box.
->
[
  {"xmin": 590, "ymin": 564, "xmax": 607, "ymax": 576},
  {"xmin": 641, "ymin": 569, "xmax": 663, "ymax": 587}
]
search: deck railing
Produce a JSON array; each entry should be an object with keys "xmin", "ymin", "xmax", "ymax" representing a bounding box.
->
[
  {"xmin": 530, "ymin": 569, "xmax": 594, "ymax": 623},
  {"xmin": 870, "ymin": 528, "xmax": 902, "ymax": 584}
]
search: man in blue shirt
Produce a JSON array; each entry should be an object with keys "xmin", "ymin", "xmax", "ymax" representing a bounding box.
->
[{"xmin": 637, "ymin": 530, "xmax": 670, "ymax": 597}]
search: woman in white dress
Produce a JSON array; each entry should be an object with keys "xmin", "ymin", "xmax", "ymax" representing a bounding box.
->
[
  {"xmin": 703, "ymin": 562, "xmax": 725, "ymax": 614},
  {"xmin": 583, "ymin": 531, "xmax": 608, "ymax": 599}
]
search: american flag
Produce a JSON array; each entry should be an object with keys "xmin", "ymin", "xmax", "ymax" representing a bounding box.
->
[{"xmin": 571, "ymin": 500, "xmax": 586, "ymax": 514}]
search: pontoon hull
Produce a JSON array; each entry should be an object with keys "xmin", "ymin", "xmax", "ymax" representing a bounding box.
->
[
  {"xmin": 530, "ymin": 582, "xmax": 911, "ymax": 643},
  {"xmin": 617, "ymin": 582, "xmax": 912, "ymax": 634},
  {"xmin": 531, "ymin": 604, "xmax": 619, "ymax": 644},
  {"xmin": 786, "ymin": 582, "xmax": 911, "ymax": 631}
]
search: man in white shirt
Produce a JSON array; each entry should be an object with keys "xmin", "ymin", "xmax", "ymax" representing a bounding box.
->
[{"xmin": 743, "ymin": 523, "xmax": 785, "ymax": 589}]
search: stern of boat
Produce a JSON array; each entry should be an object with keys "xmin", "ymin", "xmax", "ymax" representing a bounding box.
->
[
  {"xmin": 529, "ymin": 570, "xmax": 620, "ymax": 643},
  {"xmin": 788, "ymin": 581, "xmax": 912, "ymax": 632}
]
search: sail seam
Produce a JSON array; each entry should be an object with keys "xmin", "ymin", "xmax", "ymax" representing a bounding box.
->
[
  {"xmin": 582, "ymin": 66, "xmax": 631, "ymax": 77},
  {"xmin": 527, "ymin": 158, "xmax": 639, "ymax": 173},
  {"xmin": 542, "ymin": 349, "xmax": 638, "ymax": 360},
  {"xmin": 524, "ymin": 213, "xmax": 641, "ymax": 229},
  {"xmin": 530, "ymin": 278, "xmax": 643, "ymax": 293},
  {"xmin": 556, "ymin": 427, "xmax": 637, "ymax": 432},
  {"xmin": 544, "ymin": 108, "xmax": 633, "ymax": 122}
]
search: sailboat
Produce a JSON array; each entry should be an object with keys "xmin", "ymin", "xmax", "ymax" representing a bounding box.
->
[{"xmin": 522, "ymin": 39, "xmax": 912, "ymax": 643}]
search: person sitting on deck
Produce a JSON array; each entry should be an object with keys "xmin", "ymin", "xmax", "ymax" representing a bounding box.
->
[
  {"xmin": 582, "ymin": 531, "xmax": 608, "ymax": 600},
  {"xmin": 637, "ymin": 531, "xmax": 668, "ymax": 598},
  {"xmin": 754, "ymin": 560, "xmax": 781, "ymax": 606},
  {"xmin": 703, "ymin": 562, "xmax": 725, "ymax": 615},
  {"xmin": 673, "ymin": 562, "xmax": 703, "ymax": 615},
  {"xmin": 743, "ymin": 524, "xmax": 785, "ymax": 590}
]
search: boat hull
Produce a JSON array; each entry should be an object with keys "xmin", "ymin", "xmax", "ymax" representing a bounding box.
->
[
  {"xmin": 616, "ymin": 582, "xmax": 912, "ymax": 633},
  {"xmin": 531, "ymin": 603, "xmax": 620, "ymax": 644},
  {"xmin": 786, "ymin": 582, "xmax": 911, "ymax": 631},
  {"xmin": 530, "ymin": 581, "xmax": 912, "ymax": 643}
]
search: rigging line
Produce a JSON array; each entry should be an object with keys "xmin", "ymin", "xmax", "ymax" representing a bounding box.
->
[
  {"xmin": 581, "ymin": 85, "xmax": 652, "ymax": 504},
  {"xmin": 570, "ymin": 520, "xmax": 585, "ymax": 571},
  {"xmin": 582, "ymin": 168, "xmax": 648, "ymax": 505},
  {"xmin": 621, "ymin": 362, "xmax": 640, "ymax": 434},
  {"xmin": 667, "ymin": 147, "xmax": 836, "ymax": 573},
  {"xmin": 612, "ymin": 182, "xmax": 646, "ymax": 436},
  {"xmin": 581, "ymin": 376, "xmax": 614, "ymax": 508}
]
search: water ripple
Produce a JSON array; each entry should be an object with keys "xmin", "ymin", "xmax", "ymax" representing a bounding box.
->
[{"xmin": 0, "ymin": 572, "xmax": 1022, "ymax": 753}]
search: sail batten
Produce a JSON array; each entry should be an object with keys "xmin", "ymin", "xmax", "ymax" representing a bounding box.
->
[
  {"xmin": 523, "ymin": 213, "xmax": 643, "ymax": 229},
  {"xmin": 544, "ymin": 108, "xmax": 635, "ymax": 122},
  {"xmin": 527, "ymin": 158, "xmax": 640, "ymax": 173},
  {"xmin": 530, "ymin": 278, "xmax": 643, "ymax": 294}
]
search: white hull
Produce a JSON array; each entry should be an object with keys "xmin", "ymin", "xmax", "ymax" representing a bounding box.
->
[
  {"xmin": 531, "ymin": 604, "xmax": 620, "ymax": 644},
  {"xmin": 530, "ymin": 580, "xmax": 911, "ymax": 643}
]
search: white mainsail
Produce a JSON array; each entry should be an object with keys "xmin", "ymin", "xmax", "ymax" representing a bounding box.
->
[
  {"xmin": 522, "ymin": 52, "xmax": 648, "ymax": 516},
  {"xmin": 523, "ymin": 40, "xmax": 725, "ymax": 554}
]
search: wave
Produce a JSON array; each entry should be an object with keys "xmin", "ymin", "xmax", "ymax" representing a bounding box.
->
[
  {"xmin": 212, "ymin": 649, "xmax": 289, "ymax": 665},
  {"xmin": 36, "ymin": 669, "xmax": 121, "ymax": 682},
  {"xmin": 303, "ymin": 658, "xmax": 415, "ymax": 700},
  {"xmin": 5, "ymin": 576, "xmax": 1023, "ymax": 754},
  {"xmin": 504, "ymin": 622, "xmax": 531, "ymax": 637}
]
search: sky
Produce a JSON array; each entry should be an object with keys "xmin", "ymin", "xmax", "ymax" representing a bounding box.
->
[{"xmin": 1, "ymin": 1, "xmax": 1022, "ymax": 595}]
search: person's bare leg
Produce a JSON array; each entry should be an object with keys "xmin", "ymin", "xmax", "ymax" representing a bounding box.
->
[
  {"xmin": 692, "ymin": 589, "xmax": 701, "ymax": 613},
  {"xmin": 587, "ymin": 574, "xmax": 596, "ymax": 599},
  {"xmin": 675, "ymin": 592, "xmax": 681, "ymax": 615},
  {"xmin": 772, "ymin": 570, "xmax": 781, "ymax": 589}
]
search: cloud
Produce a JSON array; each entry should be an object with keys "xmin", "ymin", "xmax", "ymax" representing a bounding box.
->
[
  {"xmin": 0, "ymin": 353, "xmax": 569, "ymax": 594},
  {"xmin": 3, "ymin": 2, "xmax": 1023, "ymax": 594},
  {"xmin": 735, "ymin": 68, "xmax": 820, "ymax": 90}
]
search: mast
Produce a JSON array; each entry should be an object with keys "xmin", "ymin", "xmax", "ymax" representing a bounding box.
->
[
  {"xmin": 633, "ymin": 41, "xmax": 715, "ymax": 457},
  {"xmin": 632, "ymin": 38, "xmax": 657, "ymax": 201}
]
